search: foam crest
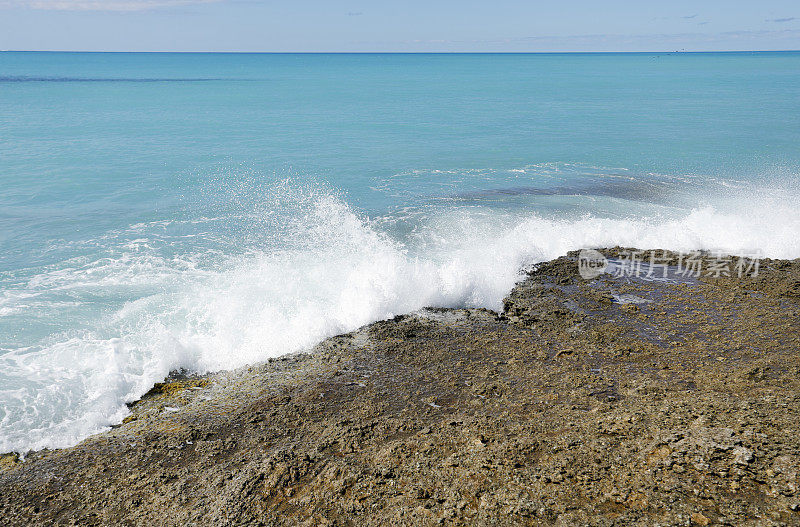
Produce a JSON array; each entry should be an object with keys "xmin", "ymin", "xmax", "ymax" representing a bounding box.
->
[{"xmin": 2, "ymin": 177, "xmax": 800, "ymax": 453}]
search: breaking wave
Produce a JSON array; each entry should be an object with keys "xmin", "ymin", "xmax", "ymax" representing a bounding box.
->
[{"xmin": 1, "ymin": 172, "xmax": 799, "ymax": 453}]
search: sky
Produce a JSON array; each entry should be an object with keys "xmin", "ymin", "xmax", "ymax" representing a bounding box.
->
[{"xmin": 0, "ymin": 0, "xmax": 799, "ymax": 52}]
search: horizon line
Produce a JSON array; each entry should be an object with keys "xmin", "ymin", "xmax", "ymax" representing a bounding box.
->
[{"xmin": 2, "ymin": 49, "xmax": 800, "ymax": 54}]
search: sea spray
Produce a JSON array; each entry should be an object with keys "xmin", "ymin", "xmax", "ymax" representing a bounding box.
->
[{"xmin": 2, "ymin": 174, "xmax": 800, "ymax": 453}]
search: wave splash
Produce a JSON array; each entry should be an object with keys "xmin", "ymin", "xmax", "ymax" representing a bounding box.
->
[{"xmin": 1, "ymin": 176, "xmax": 799, "ymax": 453}]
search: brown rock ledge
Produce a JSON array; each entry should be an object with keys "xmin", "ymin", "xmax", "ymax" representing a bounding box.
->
[{"xmin": 1, "ymin": 248, "xmax": 799, "ymax": 526}]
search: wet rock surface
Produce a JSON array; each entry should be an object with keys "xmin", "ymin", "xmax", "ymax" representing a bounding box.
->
[{"xmin": 1, "ymin": 248, "xmax": 799, "ymax": 526}]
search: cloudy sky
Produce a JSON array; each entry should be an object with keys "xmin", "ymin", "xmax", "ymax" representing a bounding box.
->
[{"xmin": 1, "ymin": 0, "xmax": 798, "ymax": 52}]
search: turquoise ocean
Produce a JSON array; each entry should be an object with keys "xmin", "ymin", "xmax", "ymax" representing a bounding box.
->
[{"xmin": 1, "ymin": 52, "xmax": 799, "ymax": 453}]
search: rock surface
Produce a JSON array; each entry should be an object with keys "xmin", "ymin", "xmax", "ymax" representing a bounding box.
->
[{"xmin": 1, "ymin": 248, "xmax": 799, "ymax": 526}]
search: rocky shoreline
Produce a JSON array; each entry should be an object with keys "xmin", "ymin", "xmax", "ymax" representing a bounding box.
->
[{"xmin": 1, "ymin": 248, "xmax": 799, "ymax": 526}]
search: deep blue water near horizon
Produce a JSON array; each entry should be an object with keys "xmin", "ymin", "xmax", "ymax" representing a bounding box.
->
[{"xmin": 1, "ymin": 51, "xmax": 800, "ymax": 453}]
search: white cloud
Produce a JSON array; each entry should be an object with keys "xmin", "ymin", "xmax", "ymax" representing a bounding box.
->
[
  {"xmin": 0, "ymin": 0, "xmax": 220, "ymax": 11},
  {"xmin": 387, "ymin": 29, "xmax": 800, "ymax": 52}
]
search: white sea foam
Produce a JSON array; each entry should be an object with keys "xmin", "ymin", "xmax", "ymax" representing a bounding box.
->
[{"xmin": 1, "ymin": 178, "xmax": 799, "ymax": 453}]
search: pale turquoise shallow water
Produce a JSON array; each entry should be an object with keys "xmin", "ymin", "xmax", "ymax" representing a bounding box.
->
[{"xmin": 1, "ymin": 52, "xmax": 799, "ymax": 452}]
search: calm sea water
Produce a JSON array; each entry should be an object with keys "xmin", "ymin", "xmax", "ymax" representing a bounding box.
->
[{"xmin": 1, "ymin": 52, "xmax": 799, "ymax": 453}]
